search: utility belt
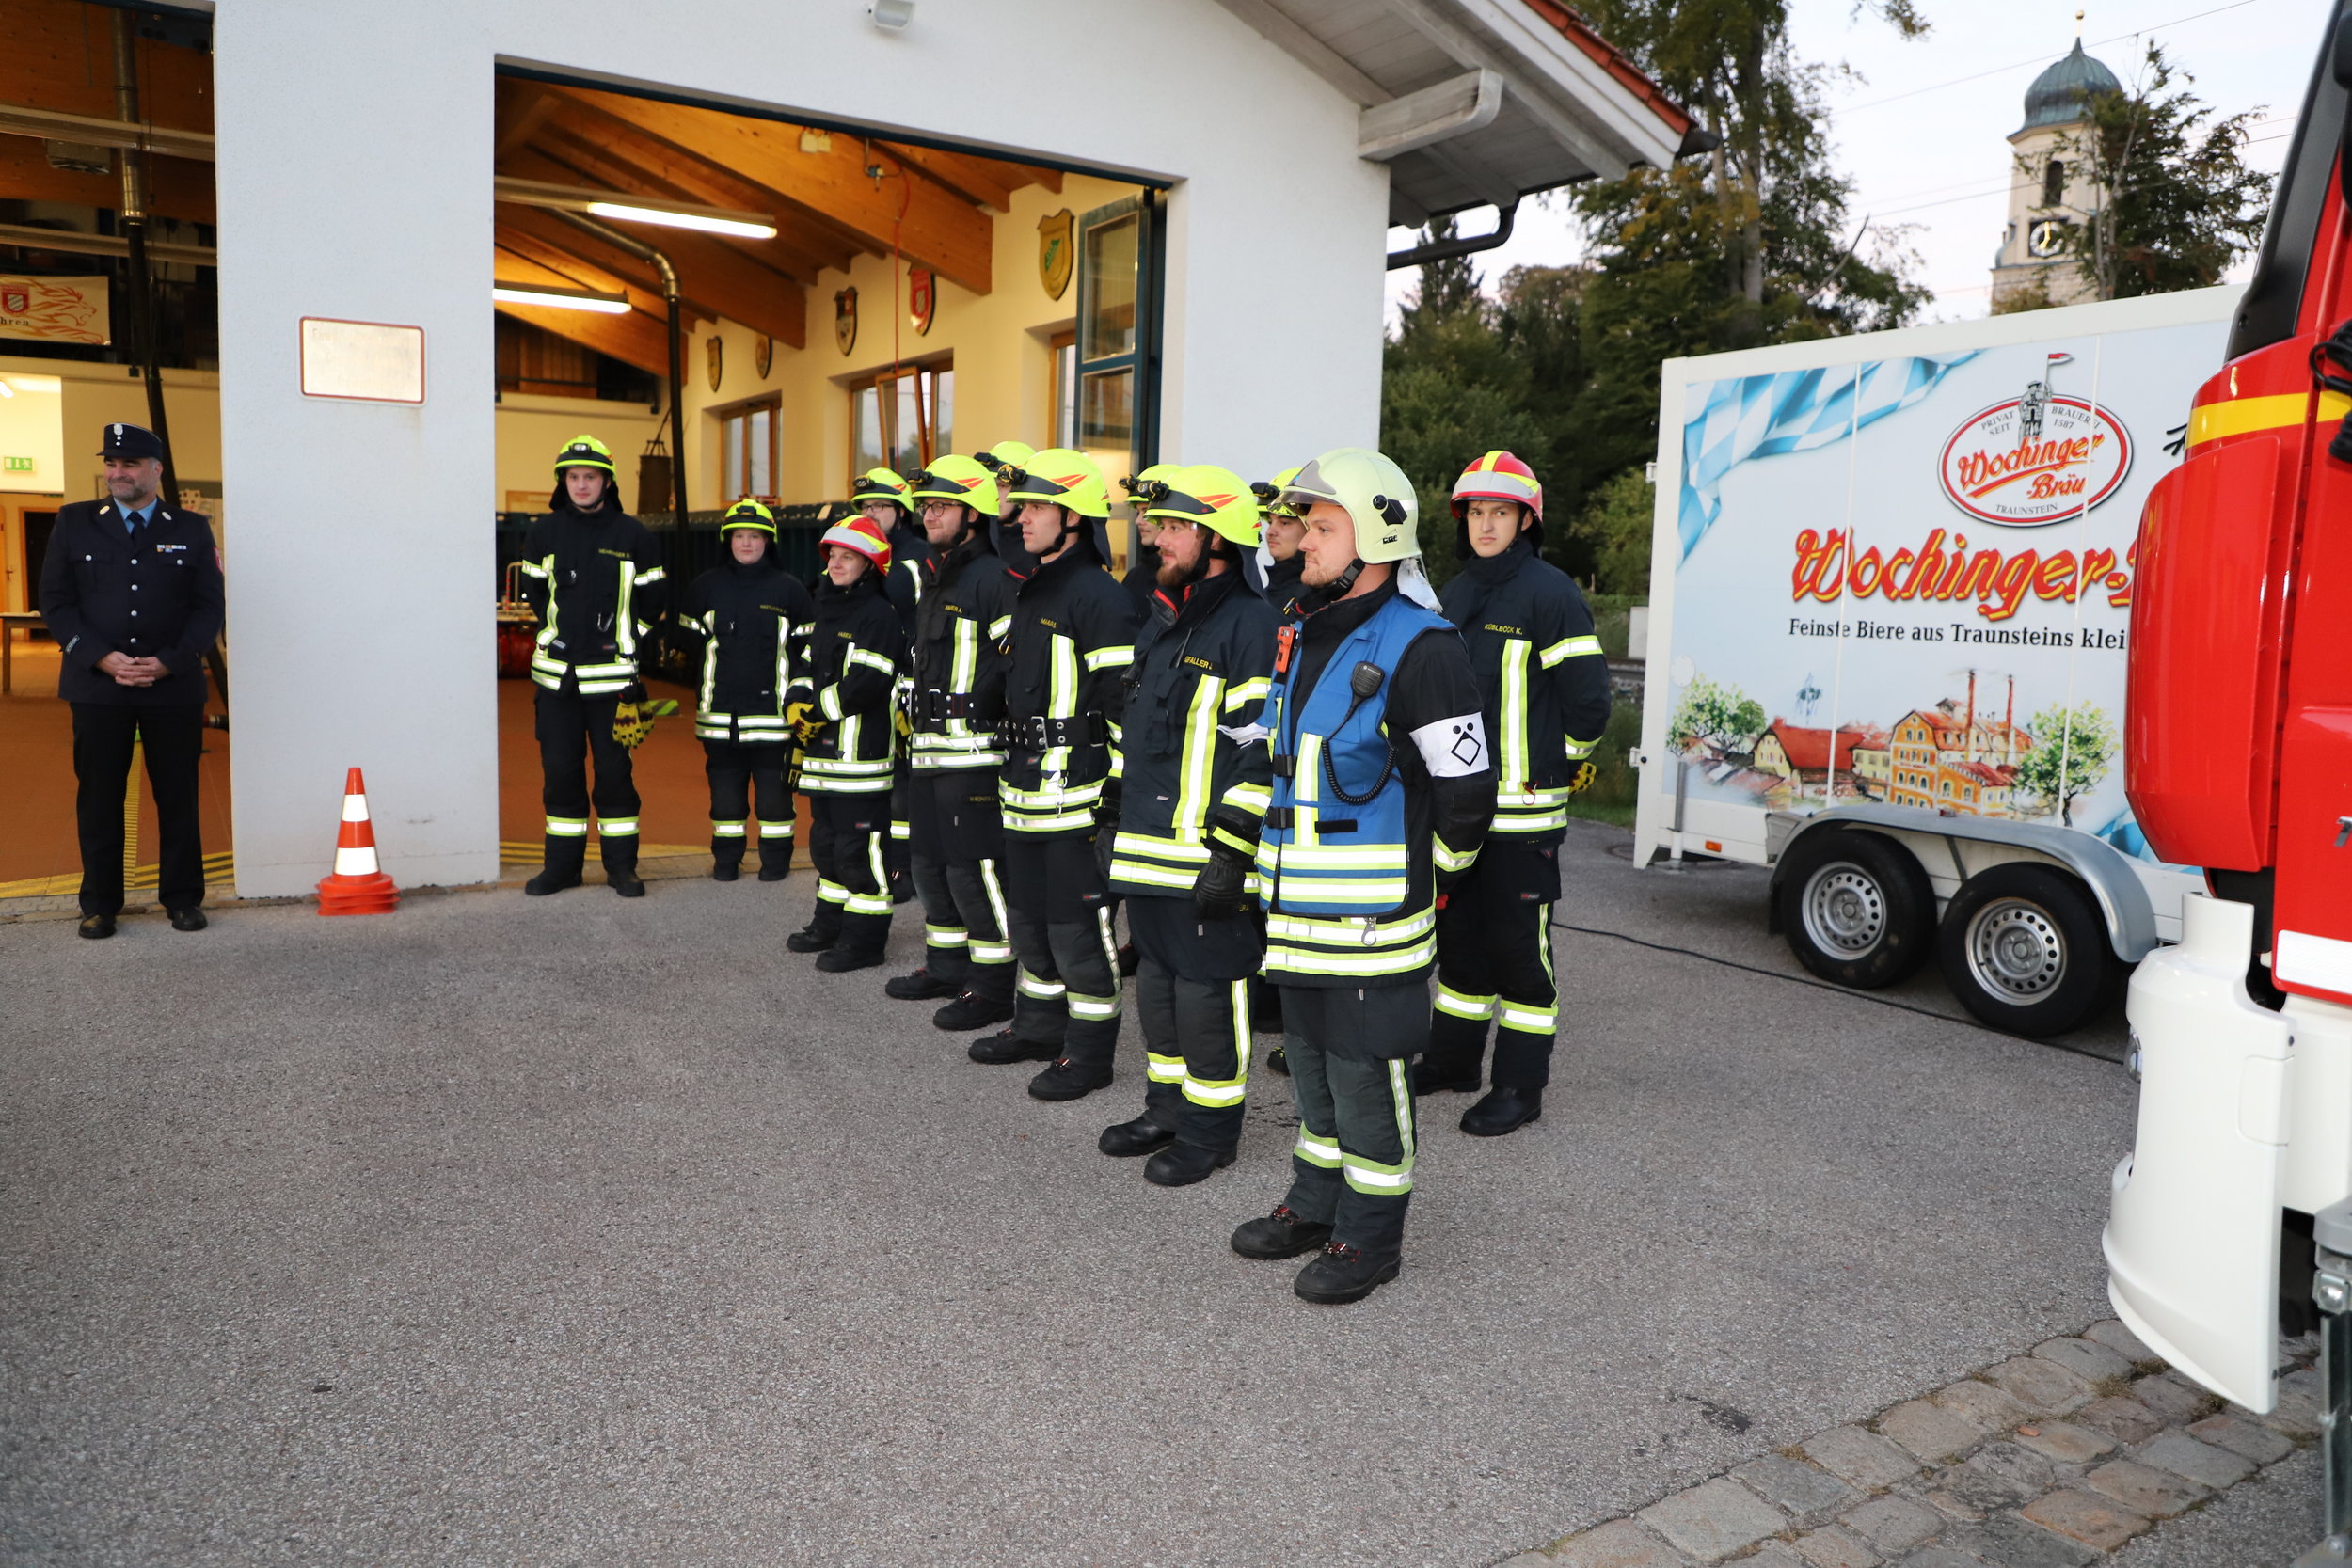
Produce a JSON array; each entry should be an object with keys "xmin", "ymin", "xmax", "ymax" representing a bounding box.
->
[
  {"xmin": 915, "ymin": 689, "xmax": 990, "ymax": 722},
  {"xmin": 1000, "ymin": 712, "xmax": 1110, "ymax": 752}
]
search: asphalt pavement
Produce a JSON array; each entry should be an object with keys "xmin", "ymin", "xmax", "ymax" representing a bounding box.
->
[{"xmin": 0, "ymin": 820, "xmax": 2263, "ymax": 1566}]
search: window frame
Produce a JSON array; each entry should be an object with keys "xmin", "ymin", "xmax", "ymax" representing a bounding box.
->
[
  {"xmin": 846, "ymin": 356, "xmax": 954, "ymax": 485},
  {"xmin": 1047, "ymin": 328, "xmax": 1077, "ymax": 451},
  {"xmin": 713, "ymin": 392, "xmax": 782, "ymax": 505},
  {"xmin": 1073, "ymin": 193, "xmax": 1160, "ymax": 473}
]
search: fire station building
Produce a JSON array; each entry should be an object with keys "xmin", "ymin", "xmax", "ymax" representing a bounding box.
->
[{"xmin": 0, "ymin": 0, "xmax": 1693, "ymax": 897}]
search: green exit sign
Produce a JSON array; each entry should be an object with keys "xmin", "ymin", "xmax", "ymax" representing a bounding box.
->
[{"xmin": 2, "ymin": 456, "xmax": 34, "ymax": 472}]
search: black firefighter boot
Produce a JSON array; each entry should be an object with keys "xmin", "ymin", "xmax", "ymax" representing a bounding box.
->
[
  {"xmin": 603, "ymin": 836, "xmax": 645, "ymax": 898},
  {"xmin": 816, "ymin": 911, "xmax": 889, "ymax": 974},
  {"xmin": 788, "ymin": 903, "xmax": 844, "ymax": 953},
  {"xmin": 711, "ymin": 838, "xmax": 743, "ymax": 883},
  {"xmin": 1294, "ymin": 1242, "xmax": 1402, "ymax": 1306},
  {"xmin": 525, "ymin": 834, "xmax": 585, "ymax": 897},
  {"xmin": 757, "ymin": 832, "xmax": 793, "ymax": 883}
]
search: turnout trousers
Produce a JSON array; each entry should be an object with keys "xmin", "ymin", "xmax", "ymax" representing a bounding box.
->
[
  {"xmin": 1001, "ymin": 833, "xmax": 1122, "ymax": 1069},
  {"xmin": 702, "ymin": 737, "xmax": 793, "ymax": 874},
  {"xmin": 534, "ymin": 681, "xmax": 640, "ymax": 878},
  {"xmin": 1277, "ymin": 983, "xmax": 1429, "ymax": 1258},
  {"xmin": 906, "ymin": 767, "xmax": 1014, "ymax": 1006},
  {"xmin": 805, "ymin": 792, "xmax": 892, "ymax": 958},
  {"xmin": 1428, "ymin": 840, "xmax": 1562, "ymax": 1089},
  {"xmin": 71, "ymin": 701, "xmax": 205, "ymax": 916},
  {"xmin": 1127, "ymin": 895, "xmax": 1259, "ymax": 1158}
]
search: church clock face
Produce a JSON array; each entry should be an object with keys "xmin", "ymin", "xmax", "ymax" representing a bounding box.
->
[{"xmin": 2027, "ymin": 219, "xmax": 2067, "ymax": 259}]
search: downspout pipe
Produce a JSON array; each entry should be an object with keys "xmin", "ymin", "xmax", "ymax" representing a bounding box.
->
[
  {"xmin": 1385, "ymin": 199, "xmax": 1519, "ymax": 271},
  {"xmin": 111, "ymin": 11, "xmax": 177, "ymax": 503},
  {"xmin": 554, "ymin": 210, "xmax": 688, "ymax": 528}
]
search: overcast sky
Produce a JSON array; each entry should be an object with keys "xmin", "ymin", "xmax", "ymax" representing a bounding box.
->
[{"xmin": 1384, "ymin": 0, "xmax": 2328, "ymax": 325}]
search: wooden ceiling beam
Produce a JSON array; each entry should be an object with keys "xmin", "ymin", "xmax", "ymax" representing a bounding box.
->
[
  {"xmin": 0, "ymin": 0, "xmax": 212, "ymax": 133},
  {"xmin": 492, "ymin": 247, "xmax": 671, "ymax": 374},
  {"xmin": 506, "ymin": 130, "xmax": 854, "ymax": 282},
  {"xmin": 548, "ymin": 86, "xmax": 993, "ymax": 294},
  {"xmin": 499, "ymin": 204, "xmax": 806, "ymax": 352},
  {"xmin": 494, "ymin": 82, "xmax": 560, "ymax": 163},
  {"xmin": 0, "ymin": 135, "xmax": 214, "ymax": 226},
  {"xmin": 873, "ymin": 141, "xmax": 1017, "ymax": 212}
]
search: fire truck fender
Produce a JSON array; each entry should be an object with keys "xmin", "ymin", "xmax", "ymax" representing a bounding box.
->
[
  {"xmin": 1767, "ymin": 804, "xmax": 2158, "ymax": 963},
  {"xmin": 2105, "ymin": 891, "xmax": 2290, "ymax": 1411}
]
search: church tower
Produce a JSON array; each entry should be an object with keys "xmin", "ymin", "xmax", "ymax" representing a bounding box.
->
[{"xmin": 1990, "ymin": 35, "xmax": 2122, "ymax": 309}]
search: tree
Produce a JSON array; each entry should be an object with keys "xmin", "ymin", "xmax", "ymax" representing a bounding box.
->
[
  {"xmin": 2055, "ymin": 42, "xmax": 2275, "ymax": 300},
  {"xmin": 1669, "ymin": 674, "xmax": 1767, "ymax": 757},
  {"xmin": 2011, "ymin": 702, "xmax": 2117, "ymax": 825},
  {"xmin": 1569, "ymin": 467, "xmax": 1656, "ymax": 596},
  {"xmin": 1565, "ymin": 0, "xmax": 1930, "ymax": 501}
]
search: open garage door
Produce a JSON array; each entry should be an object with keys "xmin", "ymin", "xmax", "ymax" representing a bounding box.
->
[{"xmin": 483, "ymin": 66, "xmax": 1164, "ymax": 866}]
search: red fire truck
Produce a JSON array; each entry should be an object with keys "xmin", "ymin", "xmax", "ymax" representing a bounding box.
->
[{"xmin": 2104, "ymin": 5, "xmax": 2352, "ymax": 1550}]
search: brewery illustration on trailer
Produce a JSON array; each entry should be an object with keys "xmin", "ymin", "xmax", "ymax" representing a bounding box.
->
[{"xmin": 1657, "ymin": 309, "xmax": 2229, "ymax": 863}]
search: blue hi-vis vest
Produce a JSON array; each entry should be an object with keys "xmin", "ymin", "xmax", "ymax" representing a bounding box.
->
[{"xmin": 1257, "ymin": 594, "xmax": 1451, "ymax": 916}]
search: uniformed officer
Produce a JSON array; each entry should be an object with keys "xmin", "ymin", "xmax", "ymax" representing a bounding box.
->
[
  {"xmin": 787, "ymin": 515, "xmax": 908, "ymax": 971},
  {"xmin": 1118, "ymin": 463, "xmax": 1180, "ymax": 615},
  {"xmin": 1420, "ymin": 452, "xmax": 1611, "ymax": 1134},
  {"xmin": 513, "ymin": 435, "xmax": 667, "ymax": 897},
  {"xmin": 970, "ymin": 449, "xmax": 1138, "ymax": 1100},
  {"xmin": 1097, "ymin": 465, "xmax": 1278, "ymax": 1184},
  {"xmin": 1222, "ymin": 447, "xmax": 1495, "ymax": 1305},
  {"xmin": 850, "ymin": 467, "xmax": 930, "ymax": 908},
  {"xmin": 676, "ymin": 499, "xmax": 815, "ymax": 882},
  {"xmin": 887, "ymin": 454, "xmax": 1021, "ymax": 1031},
  {"xmin": 37, "ymin": 422, "xmax": 223, "ymax": 938}
]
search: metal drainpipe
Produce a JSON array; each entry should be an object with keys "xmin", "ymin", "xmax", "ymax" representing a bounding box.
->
[
  {"xmin": 112, "ymin": 11, "xmax": 178, "ymax": 504},
  {"xmin": 1383, "ymin": 200, "xmax": 1520, "ymax": 272},
  {"xmin": 553, "ymin": 210, "xmax": 688, "ymax": 528}
]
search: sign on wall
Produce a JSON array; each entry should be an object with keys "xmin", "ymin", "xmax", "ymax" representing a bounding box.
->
[
  {"xmin": 299, "ymin": 317, "xmax": 424, "ymax": 404},
  {"xmin": 0, "ymin": 276, "xmax": 110, "ymax": 346},
  {"xmin": 1038, "ymin": 210, "xmax": 1073, "ymax": 300},
  {"xmin": 908, "ymin": 266, "xmax": 936, "ymax": 337},
  {"xmin": 834, "ymin": 287, "xmax": 857, "ymax": 356}
]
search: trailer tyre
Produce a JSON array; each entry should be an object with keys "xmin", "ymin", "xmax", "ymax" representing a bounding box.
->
[
  {"xmin": 1776, "ymin": 830, "xmax": 1935, "ymax": 990},
  {"xmin": 1937, "ymin": 863, "xmax": 2117, "ymax": 1037}
]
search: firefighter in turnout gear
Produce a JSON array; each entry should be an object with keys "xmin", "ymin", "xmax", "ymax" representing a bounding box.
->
[
  {"xmin": 852, "ymin": 467, "xmax": 931, "ymax": 906},
  {"xmin": 1119, "ymin": 463, "xmax": 1181, "ymax": 615},
  {"xmin": 787, "ymin": 515, "xmax": 908, "ymax": 971},
  {"xmin": 1422, "ymin": 452, "xmax": 1610, "ymax": 1135},
  {"xmin": 1098, "ymin": 465, "xmax": 1278, "ymax": 1185},
  {"xmin": 978, "ymin": 440, "xmax": 1040, "ymax": 577},
  {"xmin": 677, "ymin": 499, "xmax": 816, "ymax": 882},
  {"xmin": 888, "ymin": 455, "xmax": 1022, "ymax": 1031},
  {"xmin": 1257, "ymin": 466, "xmax": 1310, "ymax": 623},
  {"xmin": 515, "ymin": 435, "xmax": 668, "ymax": 897},
  {"xmin": 971, "ymin": 450, "xmax": 1140, "ymax": 1099},
  {"xmin": 1226, "ymin": 448, "xmax": 1495, "ymax": 1305}
]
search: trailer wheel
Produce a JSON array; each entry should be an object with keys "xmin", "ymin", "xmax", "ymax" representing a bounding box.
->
[
  {"xmin": 1776, "ymin": 830, "xmax": 1935, "ymax": 990},
  {"xmin": 1937, "ymin": 863, "xmax": 2118, "ymax": 1037}
]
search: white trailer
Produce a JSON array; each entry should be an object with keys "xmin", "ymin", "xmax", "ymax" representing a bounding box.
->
[{"xmin": 1632, "ymin": 287, "xmax": 2241, "ymax": 1037}]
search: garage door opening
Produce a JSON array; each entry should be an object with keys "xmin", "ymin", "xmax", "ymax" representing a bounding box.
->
[
  {"xmin": 485, "ymin": 67, "xmax": 1164, "ymax": 866},
  {"xmin": 0, "ymin": 0, "xmax": 228, "ymax": 901}
]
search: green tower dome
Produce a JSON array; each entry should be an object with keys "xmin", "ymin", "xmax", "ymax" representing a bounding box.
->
[{"xmin": 2020, "ymin": 39, "xmax": 2122, "ymax": 132}]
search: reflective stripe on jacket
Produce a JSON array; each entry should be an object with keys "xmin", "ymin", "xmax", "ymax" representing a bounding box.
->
[
  {"xmin": 515, "ymin": 507, "xmax": 666, "ymax": 695},
  {"xmin": 1106, "ymin": 570, "xmax": 1277, "ymax": 896},
  {"xmin": 1001, "ymin": 546, "xmax": 1139, "ymax": 835}
]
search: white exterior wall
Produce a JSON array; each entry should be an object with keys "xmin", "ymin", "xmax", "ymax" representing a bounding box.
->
[{"xmin": 212, "ymin": 0, "xmax": 1386, "ymax": 896}]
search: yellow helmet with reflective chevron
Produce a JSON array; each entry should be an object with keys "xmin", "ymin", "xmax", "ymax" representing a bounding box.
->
[
  {"xmin": 906, "ymin": 453, "xmax": 1000, "ymax": 518},
  {"xmin": 1144, "ymin": 463, "xmax": 1261, "ymax": 548},
  {"xmin": 849, "ymin": 467, "xmax": 910, "ymax": 507},
  {"xmin": 977, "ymin": 439, "xmax": 1035, "ymax": 475},
  {"xmin": 1250, "ymin": 465, "xmax": 1306, "ymax": 519},
  {"xmin": 1003, "ymin": 448, "xmax": 1111, "ymax": 520}
]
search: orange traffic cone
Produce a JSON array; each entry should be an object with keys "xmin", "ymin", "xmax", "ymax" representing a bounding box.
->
[{"xmin": 316, "ymin": 767, "xmax": 399, "ymax": 916}]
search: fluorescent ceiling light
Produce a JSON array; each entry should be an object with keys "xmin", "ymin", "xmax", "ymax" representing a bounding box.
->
[
  {"xmin": 584, "ymin": 200, "xmax": 776, "ymax": 239},
  {"xmin": 494, "ymin": 283, "xmax": 631, "ymax": 314},
  {"xmin": 493, "ymin": 178, "xmax": 777, "ymax": 240}
]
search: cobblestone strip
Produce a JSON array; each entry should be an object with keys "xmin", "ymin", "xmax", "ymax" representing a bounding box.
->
[{"xmin": 1495, "ymin": 1320, "xmax": 2321, "ymax": 1568}]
